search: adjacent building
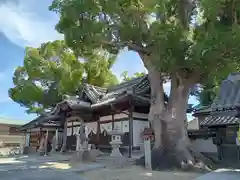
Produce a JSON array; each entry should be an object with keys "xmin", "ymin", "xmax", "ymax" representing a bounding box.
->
[
  {"xmin": 192, "ymin": 73, "xmax": 240, "ymax": 163},
  {"xmin": 0, "ymin": 118, "xmax": 28, "ymax": 148}
]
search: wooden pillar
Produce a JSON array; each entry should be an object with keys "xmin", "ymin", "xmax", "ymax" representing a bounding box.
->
[
  {"xmin": 44, "ymin": 130, "xmax": 49, "ymax": 156},
  {"xmin": 128, "ymin": 106, "xmax": 133, "ymax": 158},
  {"xmin": 72, "ymin": 121, "xmax": 74, "ymax": 136},
  {"xmin": 96, "ymin": 116, "xmax": 100, "ymax": 146},
  {"xmin": 112, "ymin": 114, "xmax": 115, "ymax": 130},
  {"xmin": 55, "ymin": 129, "xmax": 59, "ymax": 150},
  {"xmin": 61, "ymin": 120, "xmax": 68, "ymax": 153}
]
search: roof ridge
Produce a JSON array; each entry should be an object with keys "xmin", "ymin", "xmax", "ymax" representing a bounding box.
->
[{"xmin": 84, "ymin": 83, "xmax": 107, "ymax": 90}]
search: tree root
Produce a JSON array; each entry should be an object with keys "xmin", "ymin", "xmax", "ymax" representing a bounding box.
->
[{"xmin": 136, "ymin": 147, "xmax": 214, "ymax": 172}]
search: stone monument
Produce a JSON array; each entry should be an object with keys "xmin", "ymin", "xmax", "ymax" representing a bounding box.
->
[
  {"xmin": 51, "ymin": 135, "xmax": 56, "ymax": 153},
  {"xmin": 38, "ymin": 135, "xmax": 45, "ymax": 156},
  {"xmin": 109, "ymin": 125, "xmax": 124, "ymax": 157},
  {"xmin": 73, "ymin": 122, "xmax": 92, "ymax": 162}
]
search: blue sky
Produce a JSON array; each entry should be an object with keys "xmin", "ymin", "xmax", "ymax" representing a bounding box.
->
[{"xmin": 0, "ymin": 0, "xmax": 198, "ymax": 122}]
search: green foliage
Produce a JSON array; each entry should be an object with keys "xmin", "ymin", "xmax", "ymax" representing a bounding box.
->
[
  {"xmin": 120, "ymin": 71, "xmax": 145, "ymax": 82},
  {"xmin": 84, "ymin": 51, "xmax": 119, "ymax": 87},
  {"xmin": 197, "ymin": 84, "xmax": 219, "ymax": 107},
  {"xmin": 9, "ymin": 40, "xmax": 118, "ymax": 114},
  {"xmin": 50, "ymin": 0, "xmax": 240, "ymax": 91}
]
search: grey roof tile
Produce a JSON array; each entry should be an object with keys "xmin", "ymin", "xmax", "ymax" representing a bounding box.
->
[{"xmin": 200, "ymin": 115, "xmax": 239, "ymax": 126}]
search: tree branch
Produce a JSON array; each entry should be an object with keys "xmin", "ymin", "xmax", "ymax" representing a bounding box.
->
[{"xmin": 99, "ymin": 40, "xmax": 150, "ymax": 55}]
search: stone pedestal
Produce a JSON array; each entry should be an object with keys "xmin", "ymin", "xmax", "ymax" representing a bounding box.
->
[
  {"xmin": 110, "ymin": 141, "xmax": 122, "ymax": 157},
  {"xmin": 109, "ymin": 126, "xmax": 124, "ymax": 157},
  {"xmin": 73, "ymin": 132, "xmax": 93, "ymax": 162},
  {"xmin": 141, "ymin": 128, "xmax": 154, "ymax": 170}
]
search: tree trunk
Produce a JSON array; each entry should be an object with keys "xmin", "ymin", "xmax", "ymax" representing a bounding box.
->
[
  {"xmin": 147, "ymin": 65, "xmax": 165, "ymax": 149},
  {"xmin": 138, "ymin": 55, "xmax": 211, "ymax": 170},
  {"xmin": 163, "ymin": 75, "xmax": 195, "ymax": 164}
]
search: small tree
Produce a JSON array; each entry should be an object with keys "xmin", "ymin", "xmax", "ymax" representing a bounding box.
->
[{"xmin": 9, "ymin": 40, "xmax": 118, "ymax": 114}]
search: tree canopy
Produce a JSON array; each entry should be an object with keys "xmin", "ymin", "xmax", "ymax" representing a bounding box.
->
[
  {"xmin": 9, "ymin": 40, "xmax": 118, "ymax": 114},
  {"xmin": 50, "ymin": 0, "xmax": 240, "ymax": 84}
]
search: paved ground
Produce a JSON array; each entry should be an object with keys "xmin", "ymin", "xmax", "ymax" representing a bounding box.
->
[
  {"xmin": 0, "ymin": 169, "xmax": 85, "ymax": 180},
  {"xmin": 82, "ymin": 165, "xmax": 204, "ymax": 180},
  {"xmin": 0, "ymin": 154, "xmax": 104, "ymax": 180},
  {"xmin": 195, "ymin": 169, "xmax": 240, "ymax": 180},
  {"xmin": 1, "ymin": 154, "xmax": 240, "ymax": 180}
]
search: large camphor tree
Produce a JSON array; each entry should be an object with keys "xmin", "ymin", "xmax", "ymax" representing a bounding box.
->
[
  {"xmin": 9, "ymin": 40, "xmax": 118, "ymax": 114},
  {"xmin": 50, "ymin": 0, "xmax": 240, "ymax": 168}
]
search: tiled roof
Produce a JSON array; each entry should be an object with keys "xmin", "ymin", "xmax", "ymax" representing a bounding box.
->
[
  {"xmin": 200, "ymin": 115, "xmax": 239, "ymax": 126},
  {"xmin": 51, "ymin": 75, "xmax": 196, "ymax": 115},
  {"xmin": 199, "ymin": 73, "xmax": 240, "ymax": 127},
  {"xmin": 79, "ymin": 75, "xmax": 151, "ymax": 105},
  {"xmin": 108, "ymin": 76, "xmax": 145, "ymax": 93},
  {"xmin": 83, "ymin": 84, "xmax": 107, "ymax": 103},
  {"xmin": 21, "ymin": 114, "xmax": 62, "ymax": 130}
]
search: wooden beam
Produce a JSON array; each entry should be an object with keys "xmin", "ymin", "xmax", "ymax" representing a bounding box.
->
[
  {"xmin": 128, "ymin": 104, "xmax": 133, "ymax": 158},
  {"xmin": 112, "ymin": 114, "xmax": 115, "ymax": 130}
]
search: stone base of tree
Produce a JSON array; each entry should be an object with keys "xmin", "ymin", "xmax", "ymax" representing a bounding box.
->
[{"xmin": 136, "ymin": 148, "xmax": 213, "ymax": 172}]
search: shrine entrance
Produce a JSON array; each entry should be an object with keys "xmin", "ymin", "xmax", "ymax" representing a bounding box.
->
[{"xmin": 66, "ymin": 116, "xmax": 83, "ymax": 151}]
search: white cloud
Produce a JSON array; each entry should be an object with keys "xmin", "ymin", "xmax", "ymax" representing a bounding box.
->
[{"xmin": 0, "ymin": 0, "xmax": 63, "ymax": 47}]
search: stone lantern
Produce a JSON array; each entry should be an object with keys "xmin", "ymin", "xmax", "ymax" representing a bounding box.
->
[{"xmin": 109, "ymin": 125, "xmax": 124, "ymax": 157}]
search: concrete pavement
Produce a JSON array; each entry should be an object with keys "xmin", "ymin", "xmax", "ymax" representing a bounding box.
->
[
  {"xmin": 0, "ymin": 169, "xmax": 86, "ymax": 180},
  {"xmin": 195, "ymin": 169, "xmax": 240, "ymax": 180}
]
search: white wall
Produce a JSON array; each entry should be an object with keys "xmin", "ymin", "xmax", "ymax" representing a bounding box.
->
[
  {"xmin": 65, "ymin": 112, "xmax": 149, "ymax": 147},
  {"xmin": 133, "ymin": 120, "xmax": 149, "ymax": 147},
  {"xmin": 99, "ymin": 120, "xmax": 129, "ymax": 133},
  {"xmin": 191, "ymin": 138, "xmax": 217, "ymax": 153}
]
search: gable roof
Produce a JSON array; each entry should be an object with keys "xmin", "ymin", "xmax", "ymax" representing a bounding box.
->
[
  {"xmin": 50, "ymin": 75, "xmax": 169, "ymax": 115},
  {"xmin": 83, "ymin": 75, "xmax": 168, "ymax": 104},
  {"xmin": 21, "ymin": 114, "xmax": 62, "ymax": 130}
]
